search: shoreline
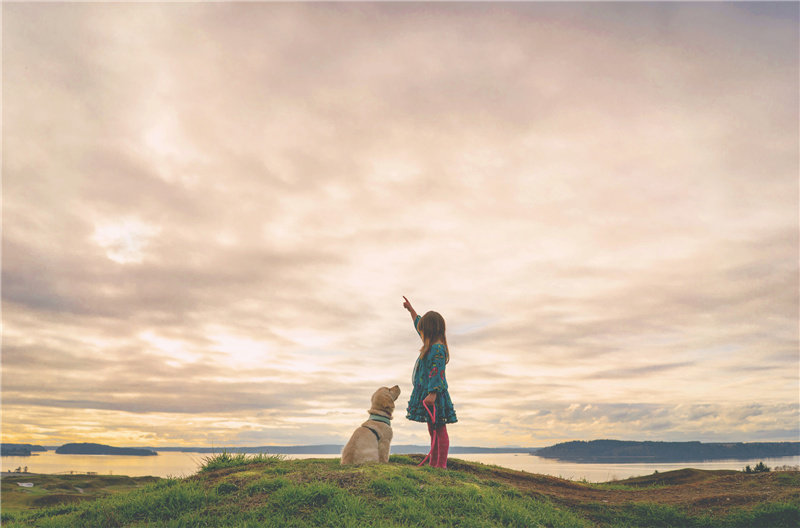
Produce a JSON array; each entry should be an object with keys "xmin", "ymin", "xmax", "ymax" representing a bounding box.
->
[{"xmin": 4, "ymin": 452, "xmax": 798, "ymax": 483}]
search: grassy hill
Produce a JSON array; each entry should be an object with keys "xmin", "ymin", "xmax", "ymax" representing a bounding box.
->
[
  {"xmin": 2, "ymin": 453, "xmax": 798, "ymax": 527},
  {"xmin": 1, "ymin": 474, "xmax": 159, "ymax": 512}
]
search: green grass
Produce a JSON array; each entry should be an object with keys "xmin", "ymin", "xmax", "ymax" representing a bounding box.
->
[
  {"xmin": 586, "ymin": 501, "xmax": 800, "ymax": 528},
  {"xmin": 0, "ymin": 474, "xmax": 159, "ymax": 516},
  {"xmin": 198, "ymin": 449, "xmax": 287, "ymax": 472},
  {"xmin": 1, "ymin": 456, "xmax": 588, "ymax": 528},
  {"xmin": 774, "ymin": 471, "xmax": 800, "ymax": 487},
  {"xmin": 2, "ymin": 456, "xmax": 798, "ymax": 527}
]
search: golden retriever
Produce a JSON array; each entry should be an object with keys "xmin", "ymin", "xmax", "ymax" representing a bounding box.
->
[{"xmin": 341, "ymin": 385, "xmax": 401, "ymax": 465}]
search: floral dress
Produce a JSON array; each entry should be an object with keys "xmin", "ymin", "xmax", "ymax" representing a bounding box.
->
[{"xmin": 406, "ymin": 315, "xmax": 458, "ymax": 427}]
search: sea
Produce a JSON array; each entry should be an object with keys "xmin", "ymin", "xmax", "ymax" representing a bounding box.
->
[{"xmin": 3, "ymin": 451, "xmax": 798, "ymax": 483}]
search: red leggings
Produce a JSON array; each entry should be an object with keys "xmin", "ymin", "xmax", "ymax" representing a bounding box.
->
[{"xmin": 426, "ymin": 422, "xmax": 450, "ymax": 468}]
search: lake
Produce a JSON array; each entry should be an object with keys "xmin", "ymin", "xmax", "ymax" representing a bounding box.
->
[{"xmin": 3, "ymin": 451, "xmax": 798, "ymax": 483}]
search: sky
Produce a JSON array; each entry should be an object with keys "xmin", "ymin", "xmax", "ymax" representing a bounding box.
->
[{"xmin": 2, "ymin": 2, "xmax": 798, "ymax": 449}]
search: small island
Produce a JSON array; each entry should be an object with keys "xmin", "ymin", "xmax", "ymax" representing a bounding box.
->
[
  {"xmin": 55, "ymin": 443, "xmax": 157, "ymax": 456},
  {"xmin": 1, "ymin": 443, "xmax": 47, "ymax": 457}
]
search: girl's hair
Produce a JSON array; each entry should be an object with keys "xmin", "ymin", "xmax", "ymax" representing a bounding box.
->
[{"xmin": 418, "ymin": 311, "xmax": 450, "ymax": 364}]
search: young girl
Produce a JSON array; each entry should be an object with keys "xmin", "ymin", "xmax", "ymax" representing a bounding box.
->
[{"xmin": 402, "ymin": 296, "xmax": 458, "ymax": 468}]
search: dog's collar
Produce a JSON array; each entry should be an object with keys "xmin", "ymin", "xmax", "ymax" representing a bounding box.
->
[{"xmin": 369, "ymin": 414, "xmax": 392, "ymax": 426}]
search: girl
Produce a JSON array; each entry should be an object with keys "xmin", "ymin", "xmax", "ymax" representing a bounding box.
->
[{"xmin": 402, "ymin": 296, "xmax": 458, "ymax": 468}]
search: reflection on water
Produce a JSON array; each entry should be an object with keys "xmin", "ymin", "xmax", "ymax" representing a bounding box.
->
[
  {"xmin": 455, "ymin": 454, "xmax": 800, "ymax": 482},
  {"xmin": 1, "ymin": 451, "xmax": 207, "ymax": 478},
  {"xmin": 2, "ymin": 451, "xmax": 798, "ymax": 483}
]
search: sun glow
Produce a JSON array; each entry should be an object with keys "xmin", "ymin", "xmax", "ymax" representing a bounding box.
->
[
  {"xmin": 139, "ymin": 331, "xmax": 201, "ymax": 365},
  {"xmin": 208, "ymin": 332, "xmax": 272, "ymax": 368},
  {"xmin": 92, "ymin": 218, "xmax": 160, "ymax": 264}
]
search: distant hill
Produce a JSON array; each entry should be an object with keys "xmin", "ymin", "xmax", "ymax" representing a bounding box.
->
[
  {"xmin": 55, "ymin": 443, "xmax": 157, "ymax": 456},
  {"xmin": 1, "ymin": 444, "xmax": 47, "ymax": 457},
  {"xmin": 536, "ymin": 440, "xmax": 800, "ymax": 462}
]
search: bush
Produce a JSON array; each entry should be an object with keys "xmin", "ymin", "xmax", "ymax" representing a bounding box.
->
[
  {"xmin": 744, "ymin": 462, "xmax": 771, "ymax": 474},
  {"xmin": 754, "ymin": 462, "xmax": 772, "ymax": 473}
]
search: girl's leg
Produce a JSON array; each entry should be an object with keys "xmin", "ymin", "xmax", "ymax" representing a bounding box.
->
[
  {"xmin": 434, "ymin": 424, "xmax": 449, "ymax": 468},
  {"xmin": 427, "ymin": 421, "xmax": 440, "ymax": 466}
]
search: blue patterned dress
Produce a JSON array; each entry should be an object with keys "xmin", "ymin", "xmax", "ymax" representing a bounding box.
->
[{"xmin": 406, "ymin": 315, "xmax": 458, "ymax": 427}]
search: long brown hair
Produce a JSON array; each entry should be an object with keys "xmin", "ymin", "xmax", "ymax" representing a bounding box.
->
[{"xmin": 418, "ymin": 311, "xmax": 450, "ymax": 364}]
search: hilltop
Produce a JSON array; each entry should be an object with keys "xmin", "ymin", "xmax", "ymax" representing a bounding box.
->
[{"xmin": 2, "ymin": 454, "xmax": 798, "ymax": 527}]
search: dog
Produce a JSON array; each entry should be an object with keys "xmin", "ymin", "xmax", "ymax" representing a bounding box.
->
[{"xmin": 341, "ymin": 385, "xmax": 401, "ymax": 465}]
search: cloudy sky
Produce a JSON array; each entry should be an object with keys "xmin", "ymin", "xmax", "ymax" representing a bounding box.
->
[{"xmin": 2, "ymin": 2, "xmax": 798, "ymax": 449}]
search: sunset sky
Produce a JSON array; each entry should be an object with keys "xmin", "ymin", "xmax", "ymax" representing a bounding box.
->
[{"xmin": 3, "ymin": 2, "xmax": 798, "ymax": 449}]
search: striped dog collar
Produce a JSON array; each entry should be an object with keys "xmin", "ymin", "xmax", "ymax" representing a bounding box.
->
[{"xmin": 369, "ymin": 414, "xmax": 391, "ymax": 426}]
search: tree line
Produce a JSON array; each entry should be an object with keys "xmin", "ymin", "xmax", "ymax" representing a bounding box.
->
[{"xmin": 536, "ymin": 440, "xmax": 800, "ymax": 462}]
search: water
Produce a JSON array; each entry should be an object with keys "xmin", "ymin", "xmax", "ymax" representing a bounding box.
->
[
  {"xmin": 3, "ymin": 451, "xmax": 798, "ymax": 483},
  {"xmin": 455, "ymin": 454, "xmax": 800, "ymax": 482},
  {"xmin": 1, "ymin": 451, "xmax": 207, "ymax": 478}
]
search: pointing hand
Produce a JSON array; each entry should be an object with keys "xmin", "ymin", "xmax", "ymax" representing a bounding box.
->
[{"xmin": 402, "ymin": 296, "xmax": 413, "ymax": 312}]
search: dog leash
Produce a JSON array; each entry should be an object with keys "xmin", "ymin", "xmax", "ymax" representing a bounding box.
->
[{"xmin": 418, "ymin": 400, "xmax": 436, "ymax": 467}]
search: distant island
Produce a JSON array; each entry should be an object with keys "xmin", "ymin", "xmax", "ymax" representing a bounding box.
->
[
  {"xmin": 1, "ymin": 443, "xmax": 47, "ymax": 457},
  {"xmin": 55, "ymin": 443, "xmax": 157, "ymax": 456},
  {"xmin": 535, "ymin": 440, "xmax": 800, "ymax": 462}
]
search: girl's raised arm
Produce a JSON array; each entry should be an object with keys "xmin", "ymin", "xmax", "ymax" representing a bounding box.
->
[{"xmin": 402, "ymin": 296, "xmax": 418, "ymax": 321}]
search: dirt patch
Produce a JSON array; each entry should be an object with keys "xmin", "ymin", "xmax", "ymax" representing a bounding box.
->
[
  {"xmin": 286, "ymin": 470, "xmax": 371, "ymax": 490},
  {"xmin": 614, "ymin": 467, "xmax": 740, "ymax": 487},
  {"xmin": 306, "ymin": 471, "xmax": 370, "ymax": 490}
]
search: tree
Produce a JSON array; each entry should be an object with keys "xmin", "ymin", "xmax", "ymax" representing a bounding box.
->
[
  {"xmin": 753, "ymin": 461, "xmax": 771, "ymax": 473},
  {"xmin": 744, "ymin": 462, "xmax": 771, "ymax": 474}
]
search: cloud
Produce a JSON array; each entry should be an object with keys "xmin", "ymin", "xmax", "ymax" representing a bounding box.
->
[
  {"xmin": 585, "ymin": 362, "xmax": 696, "ymax": 380},
  {"xmin": 2, "ymin": 2, "xmax": 798, "ymax": 447},
  {"xmin": 500, "ymin": 401, "xmax": 799, "ymax": 444}
]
